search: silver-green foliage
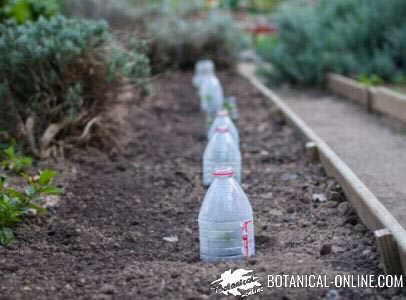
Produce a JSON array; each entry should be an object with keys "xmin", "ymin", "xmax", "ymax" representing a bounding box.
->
[
  {"xmin": 261, "ymin": 0, "xmax": 406, "ymax": 85},
  {"xmin": 0, "ymin": 16, "xmax": 149, "ymax": 152}
]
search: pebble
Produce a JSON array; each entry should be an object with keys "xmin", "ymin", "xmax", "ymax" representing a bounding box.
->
[
  {"xmin": 163, "ymin": 235, "xmax": 178, "ymax": 243},
  {"xmin": 312, "ymin": 193, "xmax": 327, "ymax": 202},
  {"xmin": 325, "ymin": 289, "xmax": 340, "ymax": 300},
  {"xmin": 269, "ymin": 209, "xmax": 283, "ymax": 216}
]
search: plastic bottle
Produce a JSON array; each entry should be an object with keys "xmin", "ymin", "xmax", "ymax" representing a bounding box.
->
[
  {"xmin": 203, "ymin": 126, "xmax": 241, "ymax": 186},
  {"xmin": 208, "ymin": 110, "xmax": 239, "ymax": 145},
  {"xmin": 199, "ymin": 75, "xmax": 224, "ymax": 124},
  {"xmin": 193, "ymin": 60, "xmax": 215, "ymax": 89},
  {"xmin": 199, "ymin": 168, "xmax": 255, "ymax": 262}
]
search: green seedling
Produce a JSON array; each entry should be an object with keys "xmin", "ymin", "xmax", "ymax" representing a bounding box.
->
[
  {"xmin": 223, "ymin": 101, "xmax": 237, "ymax": 117},
  {"xmin": 0, "ymin": 169, "xmax": 63, "ymax": 246},
  {"xmin": 357, "ymin": 74, "xmax": 384, "ymax": 87},
  {"xmin": 1, "ymin": 146, "xmax": 32, "ymax": 174}
]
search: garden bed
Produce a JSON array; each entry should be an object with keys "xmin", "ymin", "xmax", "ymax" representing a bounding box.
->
[{"xmin": 0, "ymin": 71, "xmax": 402, "ymax": 299}]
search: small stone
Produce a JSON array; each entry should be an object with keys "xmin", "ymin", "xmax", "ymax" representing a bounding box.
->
[
  {"xmin": 269, "ymin": 209, "xmax": 283, "ymax": 216},
  {"xmin": 325, "ymin": 289, "xmax": 340, "ymax": 300},
  {"xmin": 320, "ymin": 244, "xmax": 332, "ymax": 256},
  {"xmin": 26, "ymin": 208, "xmax": 37, "ymax": 216},
  {"xmin": 260, "ymin": 150, "xmax": 269, "ymax": 156},
  {"xmin": 286, "ymin": 207, "xmax": 295, "ymax": 214},
  {"xmin": 163, "ymin": 235, "xmax": 178, "ymax": 243},
  {"xmin": 313, "ymin": 193, "xmax": 327, "ymax": 202},
  {"xmin": 362, "ymin": 249, "xmax": 371, "ymax": 257},
  {"xmin": 337, "ymin": 202, "xmax": 349, "ymax": 216}
]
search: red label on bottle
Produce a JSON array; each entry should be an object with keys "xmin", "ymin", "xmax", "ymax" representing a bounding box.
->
[{"xmin": 241, "ymin": 220, "xmax": 252, "ymax": 257}]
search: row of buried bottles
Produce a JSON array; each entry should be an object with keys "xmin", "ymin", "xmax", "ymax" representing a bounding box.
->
[{"xmin": 193, "ymin": 60, "xmax": 256, "ymax": 262}]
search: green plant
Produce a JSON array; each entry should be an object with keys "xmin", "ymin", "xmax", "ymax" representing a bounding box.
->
[
  {"xmin": 0, "ymin": 0, "xmax": 61, "ymax": 23},
  {"xmin": 260, "ymin": 0, "xmax": 406, "ymax": 85},
  {"xmin": 357, "ymin": 74, "xmax": 384, "ymax": 87},
  {"xmin": 0, "ymin": 16, "xmax": 149, "ymax": 157},
  {"xmin": 0, "ymin": 169, "xmax": 62, "ymax": 245},
  {"xmin": 1, "ymin": 145, "xmax": 32, "ymax": 173}
]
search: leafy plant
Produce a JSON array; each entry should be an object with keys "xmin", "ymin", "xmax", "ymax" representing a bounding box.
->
[
  {"xmin": 0, "ymin": 16, "xmax": 150, "ymax": 157},
  {"xmin": 1, "ymin": 145, "xmax": 32, "ymax": 173},
  {"xmin": 357, "ymin": 74, "xmax": 384, "ymax": 87},
  {"xmin": 0, "ymin": 169, "xmax": 62, "ymax": 245},
  {"xmin": 259, "ymin": 0, "xmax": 406, "ymax": 85},
  {"xmin": 0, "ymin": 0, "xmax": 61, "ymax": 23}
]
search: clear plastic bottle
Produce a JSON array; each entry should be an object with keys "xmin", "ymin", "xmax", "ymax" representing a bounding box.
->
[
  {"xmin": 203, "ymin": 126, "xmax": 241, "ymax": 186},
  {"xmin": 199, "ymin": 168, "xmax": 255, "ymax": 262},
  {"xmin": 193, "ymin": 60, "xmax": 215, "ymax": 89},
  {"xmin": 208, "ymin": 110, "xmax": 239, "ymax": 145},
  {"xmin": 199, "ymin": 75, "xmax": 224, "ymax": 122}
]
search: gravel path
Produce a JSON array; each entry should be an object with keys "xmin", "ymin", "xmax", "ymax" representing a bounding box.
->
[{"xmin": 277, "ymin": 87, "xmax": 406, "ymax": 229}]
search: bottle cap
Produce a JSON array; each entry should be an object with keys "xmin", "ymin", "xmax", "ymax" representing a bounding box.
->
[
  {"xmin": 213, "ymin": 168, "xmax": 234, "ymax": 177},
  {"xmin": 215, "ymin": 126, "xmax": 229, "ymax": 133}
]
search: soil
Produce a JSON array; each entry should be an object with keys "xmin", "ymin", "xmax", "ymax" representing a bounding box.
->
[{"xmin": 0, "ymin": 72, "xmax": 404, "ymax": 300}]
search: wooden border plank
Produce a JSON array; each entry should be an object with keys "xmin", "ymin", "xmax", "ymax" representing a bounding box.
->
[
  {"xmin": 372, "ymin": 88, "xmax": 406, "ymax": 122},
  {"xmin": 327, "ymin": 73, "xmax": 369, "ymax": 105},
  {"xmin": 374, "ymin": 229, "xmax": 403, "ymax": 275}
]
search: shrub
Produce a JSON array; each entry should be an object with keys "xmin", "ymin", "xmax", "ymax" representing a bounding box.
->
[
  {"xmin": 146, "ymin": 11, "xmax": 248, "ymax": 72},
  {"xmin": 0, "ymin": 0, "xmax": 61, "ymax": 23},
  {"xmin": 259, "ymin": 0, "xmax": 406, "ymax": 85},
  {"xmin": 0, "ymin": 16, "xmax": 150, "ymax": 158}
]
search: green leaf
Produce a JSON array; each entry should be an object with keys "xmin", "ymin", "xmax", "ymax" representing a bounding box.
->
[
  {"xmin": 38, "ymin": 169, "xmax": 56, "ymax": 185},
  {"xmin": 40, "ymin": 186, "xmax": 63, "ymax": 196},
  {"xmin": 4, "ymin": 146, "xmax": 16, "ymax": 160},
  {"xmin": 0, "ymin": 227, "xmax": 14, "ymax": 246}
]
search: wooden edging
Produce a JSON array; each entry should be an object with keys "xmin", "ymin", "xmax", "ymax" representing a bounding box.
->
[
  {"xmin": 238, "ymin": 63, "xmax": 406, "ymax": 275},
  {"xmin": 327, "ymin": 73, "xmax": 406, "ymax": 123}
]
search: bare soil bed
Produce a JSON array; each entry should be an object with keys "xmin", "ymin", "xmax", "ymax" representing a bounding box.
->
[{"xmin": 0, "ymin": 71, "xmax": 404, "ymax": 300}]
